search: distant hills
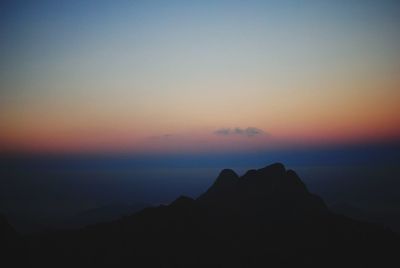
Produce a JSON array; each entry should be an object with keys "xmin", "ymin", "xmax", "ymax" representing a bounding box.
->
[{"xmin": 2, "ymin": 163, "xmax": 400, "ymax": 267}]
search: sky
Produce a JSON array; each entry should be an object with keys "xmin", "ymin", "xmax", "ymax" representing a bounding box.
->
[{"xmin": 1, "ymin": 0, "xmax": 400, "ymax": 154}]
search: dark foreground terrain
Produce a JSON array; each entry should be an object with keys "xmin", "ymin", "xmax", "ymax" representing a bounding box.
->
[{"xmin": 2, "ymin": 163, "xmax": 399, "ymax": 267}]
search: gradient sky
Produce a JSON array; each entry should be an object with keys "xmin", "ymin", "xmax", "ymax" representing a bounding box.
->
[{"xmin": 1, "ymin": 0, "xmax": 399, "ymax": 154}]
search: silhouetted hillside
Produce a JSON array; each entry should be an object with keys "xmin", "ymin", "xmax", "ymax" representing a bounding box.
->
[
  {"xmin": 1, "ymin": 214, "xmax": 17, "ymax": 241},
  {"xmin": 57, "ymin": 203, "xmax": 149, "ymax": 230},
  {"xmin": 1, "ymin": 214, "xmax": 26, "ymax": 267},
  {"xmin": 4, "ymin": 163, "xmax": 400, "ymax": 267}
]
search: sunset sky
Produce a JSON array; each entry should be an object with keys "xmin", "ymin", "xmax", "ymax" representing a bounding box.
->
[{"xmin": 1, "ymin": 0, "xmax": 399, "ymax": 154}]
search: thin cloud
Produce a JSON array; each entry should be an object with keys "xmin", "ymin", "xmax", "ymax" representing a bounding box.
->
[
  {"xmin": 214, "ymin": 128, "xmax": 231, "ymax": 136},
  {"xmin": 214, "ymin": 127, "xmax": 267, "ymax": 137}
]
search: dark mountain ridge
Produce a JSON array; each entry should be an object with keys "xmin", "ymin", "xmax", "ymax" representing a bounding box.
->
[
  {"xmin": 2, "ymin": 163, "xmax": 400, "ymax": 267},
  {"xmin": 197, "ymin": 163, "xmax": 327, "ymax": 214}
]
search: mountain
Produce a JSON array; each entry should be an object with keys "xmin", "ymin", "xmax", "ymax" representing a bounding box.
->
[
  {"xmin": 6, "ymin": 163, "xmax": 400, "ymax": 267},
  {"xmin": 331, "ymin": 202, "xmax": 400, "ymax": 233},
  {"xmin": 1, "ymin": 214, "xmax": 18, "ymax": 241},
  {"xmin": 58, "ymin": 203, "xmax": 149, "ymax": 229},
  {"xmin": 1, "ymin": 214, "xmax": 26, "ymax": 267},
  {"xmin": 197, "ymin": 163, "xmax": 327, "ymax": 215}
]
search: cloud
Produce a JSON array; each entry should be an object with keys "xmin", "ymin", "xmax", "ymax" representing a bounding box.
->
[
  {"xmin": 214, "ymin": 127, "xmax": 267, "ymax": 137},
  {"xmin": 214, "ymin": 128, "xmax": 231, "ymax": 136}
]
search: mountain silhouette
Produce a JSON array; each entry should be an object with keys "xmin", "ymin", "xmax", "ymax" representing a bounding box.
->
[
  {"xmin": 1, "ymin": 214, "xmax": 26, "ymax": 267},
  {"xmin": 1, "ymin": 214, "xmax": 17, "ymax": 242},
  {"xmin": 4, "ymin": 163, "xmax": 400, "ymax": 267},
  {"xmin": 197, "ymin": 163, "xmax": 327, "ymax": 214}
]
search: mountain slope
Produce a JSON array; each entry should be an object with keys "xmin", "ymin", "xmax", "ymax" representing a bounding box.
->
[{"xmin": 21, "ymin": 163, "xmax": 400, "ymax": 267}]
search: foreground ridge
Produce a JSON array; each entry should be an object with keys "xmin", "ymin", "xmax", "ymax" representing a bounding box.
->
[{"xmin": 3, "ymin": 163, "xmax": 400, "ymax": 268}]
